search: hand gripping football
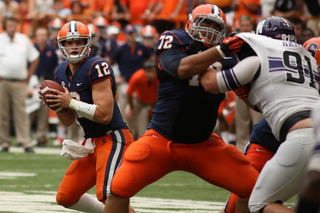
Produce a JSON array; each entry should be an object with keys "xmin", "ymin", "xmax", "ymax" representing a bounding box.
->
[{"xmin": 40, "ymin": 80, "xmax": 68, "ymax": 113}]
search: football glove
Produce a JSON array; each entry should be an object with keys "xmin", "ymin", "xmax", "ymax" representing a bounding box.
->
[
  {"xmin": 233, "ymin": 84, "xmax": 250, "ymax": 98},
  {"xmin": 220, "ymin": 33, "xmax": 245, "ymax": 56}
]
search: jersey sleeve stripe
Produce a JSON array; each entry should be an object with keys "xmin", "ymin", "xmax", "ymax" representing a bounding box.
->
[
  {"xmin": 167, "ymin": 31, "xmax": 183, "ymax": 46},
  {"xmin": 222, "ymin": 68, "xmax": 242, "ymax": 90}
]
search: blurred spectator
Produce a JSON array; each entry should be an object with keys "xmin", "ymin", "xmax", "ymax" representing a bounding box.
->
[
  {"xmin": 302, "ymin": 27, "xmax": 315, "ymax": 44},
  {"xmin": 272, "ymin": 0, "xmax": 301, "ymax": 20},
  {"xmin": 303, "ymin": 0, "xmax": 320, "ymax": 35},
  {"xmin": 105, "ymin": 24, "xmax": 120, "ymax": 56},
  {"xmin": 217, "ymin": 91, "xmax": 236, "ymax": 145},
  {"xmin": 27, "ymin": 0, "xmax": 54, "ymax": 37},
  {"xmin": 234, "ymin": 14, "xmax": 263, "ymax": 152},
  {"xmin": 87, "ymin": 23, "xmax": 104, "ymax": 57},
  {"xmin": 150, "ymin": 0, "xmax": 188, "ymax": 34},
  {"xmin": 0, "ymin": 0, "xmax": 20, "ymax": 33},
  {"xmin": 125, "ymin": 59, "xmax": 159, "ymax": 139},
  {"xmin": 232, "ymin": 0, "xmax": 260, "ymax": 29},
  {"xmin": 111, "ymin": 0, "xmax": 129, "ymax": 28},
  {"xmin": 260, "ymin": 0, "xmax": 276, "ymax": 18},
  {"xmin": 51, "ymin": 0, "xmax": 72, "ymax": 17},
  {"xmin": 68, "ymin": 1, "xmax": 88, "ymax": 23},
  {"xmin": 29, "ymin": 27, "xmax": 58, "ymax": 147},
  {"xmin": 140, "ymin": 24, "xmax": 158, "ymax": 59},
  {"xmin": 47, "ymin": 17, "xmax": 65, "ymax": 62},
  {"xmin": 93, "ymin": 16, "xmax": 109, "ymax": 56},
  {"xmin": 0, "ymin": 17, "xmax": 39, "ymax": 153},
  {"xmin": 291, "ymin": 17, "xmax": 304, "ymax": 44},
  {"xmin": 0, "ymin": 0, "xmax": 19, "ymax": 20},
  {"xmin": 88, "ymin": 0, "xmax": 115, "ymax": 18},
  {"xmin": 109, "ymin": 24, "xmax": 150, "ymax": 113},
  {"xmin": 237, "ymin": 14, "xmax": 255, "ymax": 33},
  {"xmin": 18, "ymin": 0, "xmax": 31, "ymax": 35},
  {"xmin": 120, "ymin": 0, "xmax": 155, "ymax": 25}
]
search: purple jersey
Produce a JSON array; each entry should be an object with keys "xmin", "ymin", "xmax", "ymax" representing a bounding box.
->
[{"xmin": 55, "ymin": 56, "xmax": 127, "ymax": 138}]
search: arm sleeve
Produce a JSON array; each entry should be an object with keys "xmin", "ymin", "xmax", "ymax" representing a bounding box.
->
[
  {"xmin": 217, "ymin": 56, "xmax": 260, "ymax": 92},
  {"xmin": 27, "ymin": 37, "xmax": 40, "ymax": 62},
  {"xmin": 159, "ymin": 48, "xmax": 188, "ymax": 78}
]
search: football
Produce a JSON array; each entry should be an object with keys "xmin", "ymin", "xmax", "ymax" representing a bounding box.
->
[{"xmin": 40, "ymin": 80, "xmax": 69, "ymax": 113}]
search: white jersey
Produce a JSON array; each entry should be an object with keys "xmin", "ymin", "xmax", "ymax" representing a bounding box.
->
[{"xmin": 218, "ymin": 33, "xmax": 320, "ymax": 141}]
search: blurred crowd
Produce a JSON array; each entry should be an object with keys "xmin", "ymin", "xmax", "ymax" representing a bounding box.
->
[{"xmin": 0, "ymin": 0, "xmax": 320, "ymax": 151}]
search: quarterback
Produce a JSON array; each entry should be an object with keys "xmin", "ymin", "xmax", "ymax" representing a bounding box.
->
[{"xmin": 41, "ymin": 21, "xmax": 134, "ymax": 213}]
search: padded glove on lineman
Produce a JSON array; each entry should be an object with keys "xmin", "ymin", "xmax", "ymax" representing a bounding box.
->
[
  {"xmin": 233, "ymin": 84, "xmax": 250, "ymax": 98},
  {"xmin": 220, "ymin": 33, "xmax": 245, "ymax": 56}
]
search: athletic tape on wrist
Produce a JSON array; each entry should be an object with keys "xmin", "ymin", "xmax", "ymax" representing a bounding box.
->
[
  {"xmin": 69, "ymin": 99, "xmax": 96, "ymax": 121},
  {"xmin": 216, "ymin": 45, "xmax": 225, "ymax": 58}
]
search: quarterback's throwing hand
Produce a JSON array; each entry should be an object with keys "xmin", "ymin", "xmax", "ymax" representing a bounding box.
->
[{"xmin": 219, "ymin": 35, "xmax": 245, "ymax": 56}]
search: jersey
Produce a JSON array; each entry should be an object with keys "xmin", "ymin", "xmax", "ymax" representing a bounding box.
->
[
  {"xmin": 55, "ymin": 56, "xmax": 127, "ymax": 139},
  {"xmin": 149, "ymin": 30, "xmax": 236, "ymax": 144},
  {"xmin": 233, "ymin": 33, "xmax": 320, "ymax": 141},
  {"xmin": 249, "ymin": 118, "xmax": 280, "ymax": 153}
]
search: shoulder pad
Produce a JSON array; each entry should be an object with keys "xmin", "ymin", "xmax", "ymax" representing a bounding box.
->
[{"xmin": 156, "ymin": 30, "xmax": 192, "ymax": 51}]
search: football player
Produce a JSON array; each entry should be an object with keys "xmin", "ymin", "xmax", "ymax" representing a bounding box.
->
[
  {"xmin": 199, "ymin": 16, "xmax": 320, "ymax": 213},
  {"xmin": 40, "ymin": 21, "xmax": 135, "ymax": 213},
  {"xmin": 296, "ymin": 36, "xmax": 320, "ymax": 213},
  {"xmin": 222, "ymin": 31, "xmax": 320, "ymax": 213},
  {"xmin": 104, "ymin": 4, "xmax": 260, "ymax": 213}
]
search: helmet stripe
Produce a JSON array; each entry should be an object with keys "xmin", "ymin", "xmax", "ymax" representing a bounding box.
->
[
  {"xmin": 69, "ymin": 21, "xmax": 78, "ymax": 33},
  {"xmin": 211, "ymin": 5, "xmax": 220, "ymax": 16}
]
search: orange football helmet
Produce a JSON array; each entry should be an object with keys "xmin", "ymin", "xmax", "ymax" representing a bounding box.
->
[
  {"xmin": 140, "ymin": 25, "xmax": 158, "ymax": 38},
  {"xmin": 303, "ymin": 37, "xmax": 320, "ymax": 68},
  {"xmin": 185, "ymin": 4, "xmax": 227, "ymax": 47},
  {"xmin": 48, "ymin": 18, "xmax": 65, "ymax": 30},
  {"xmin": 57, "ymin": 21, "xmax": 91, "ymax": 63},
  {"xmin": 87, "ymin": 23, "xmax": 98, "ymax": 36},
  {"xmin": 93, "ymin": 16, "xmax": 109, "ymax": 28}
]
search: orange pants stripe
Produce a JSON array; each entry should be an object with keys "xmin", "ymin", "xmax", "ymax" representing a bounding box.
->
[{"xmin": 110, "ymin": 129, "xmax": 259, "ymax": 199}]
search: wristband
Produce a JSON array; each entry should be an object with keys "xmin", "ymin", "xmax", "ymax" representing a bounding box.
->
[
  {"xmin": 69, "ymin": 99, "xmax": 96, "ymax": 121},
  {"xmin": 216, "ymin": 45, "xmax": 225, "ymax": 58}
]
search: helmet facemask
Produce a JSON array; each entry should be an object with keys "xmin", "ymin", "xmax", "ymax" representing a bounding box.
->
[
  {"xmin": 186, "ymin": 14, "xmax": 227, "ymax": 47},
  {"xmin": 57, "ymin": 25, "xmax": 92, "ymax": 63}
]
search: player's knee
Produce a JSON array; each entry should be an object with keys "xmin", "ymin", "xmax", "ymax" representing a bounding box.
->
[{"xmin": 56, "ymin": 192, "xmax": 73, "ymax": 206}]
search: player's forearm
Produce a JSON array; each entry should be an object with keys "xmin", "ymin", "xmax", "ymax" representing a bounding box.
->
[
  {"xmin": 178, "ymin": 46, "xmax": 223, "ymax": 79},
  {"xmin": 199, "ymin": 69, "xmax": 221, "ymax": 93}
]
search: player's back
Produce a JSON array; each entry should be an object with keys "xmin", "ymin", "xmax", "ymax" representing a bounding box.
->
[
  {"xmin": 55, "ymin": 56, "xmax": 127, "ymax": 138},
  {"xmin": 149, "ymin": 30, "xmax": 233, "ymax": 144},
  {"xmin": 239, "ymin": 33, "xmax": 320, "ymax": 141}
]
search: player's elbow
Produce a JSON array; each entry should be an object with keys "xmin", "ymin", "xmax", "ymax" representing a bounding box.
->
[{"xmin": 97, "ymin": 113, "xmax": 113, "ymax": 125}]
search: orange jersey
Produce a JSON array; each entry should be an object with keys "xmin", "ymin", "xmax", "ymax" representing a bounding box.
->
[
  {"xmin": 234, "ymin": 0, "xmax": 260, "ymax": 25},
  {"xmin": 88, "ymin": 0, "xmax": 114, "ymax": 12},
  {"xmin": 126, "ymin": 68, "xmax": 159, "ymax": 104},
  {"xmin": 120, "ymin": 0, "xmax": 151, "ymax": 17},
  {"xmin": 206, "ymin": 0, "xmax": 231, "ymax": 8},
  {"xmin": 157, "ymin": 0, "xmax": 188, "ymax": 20}
]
